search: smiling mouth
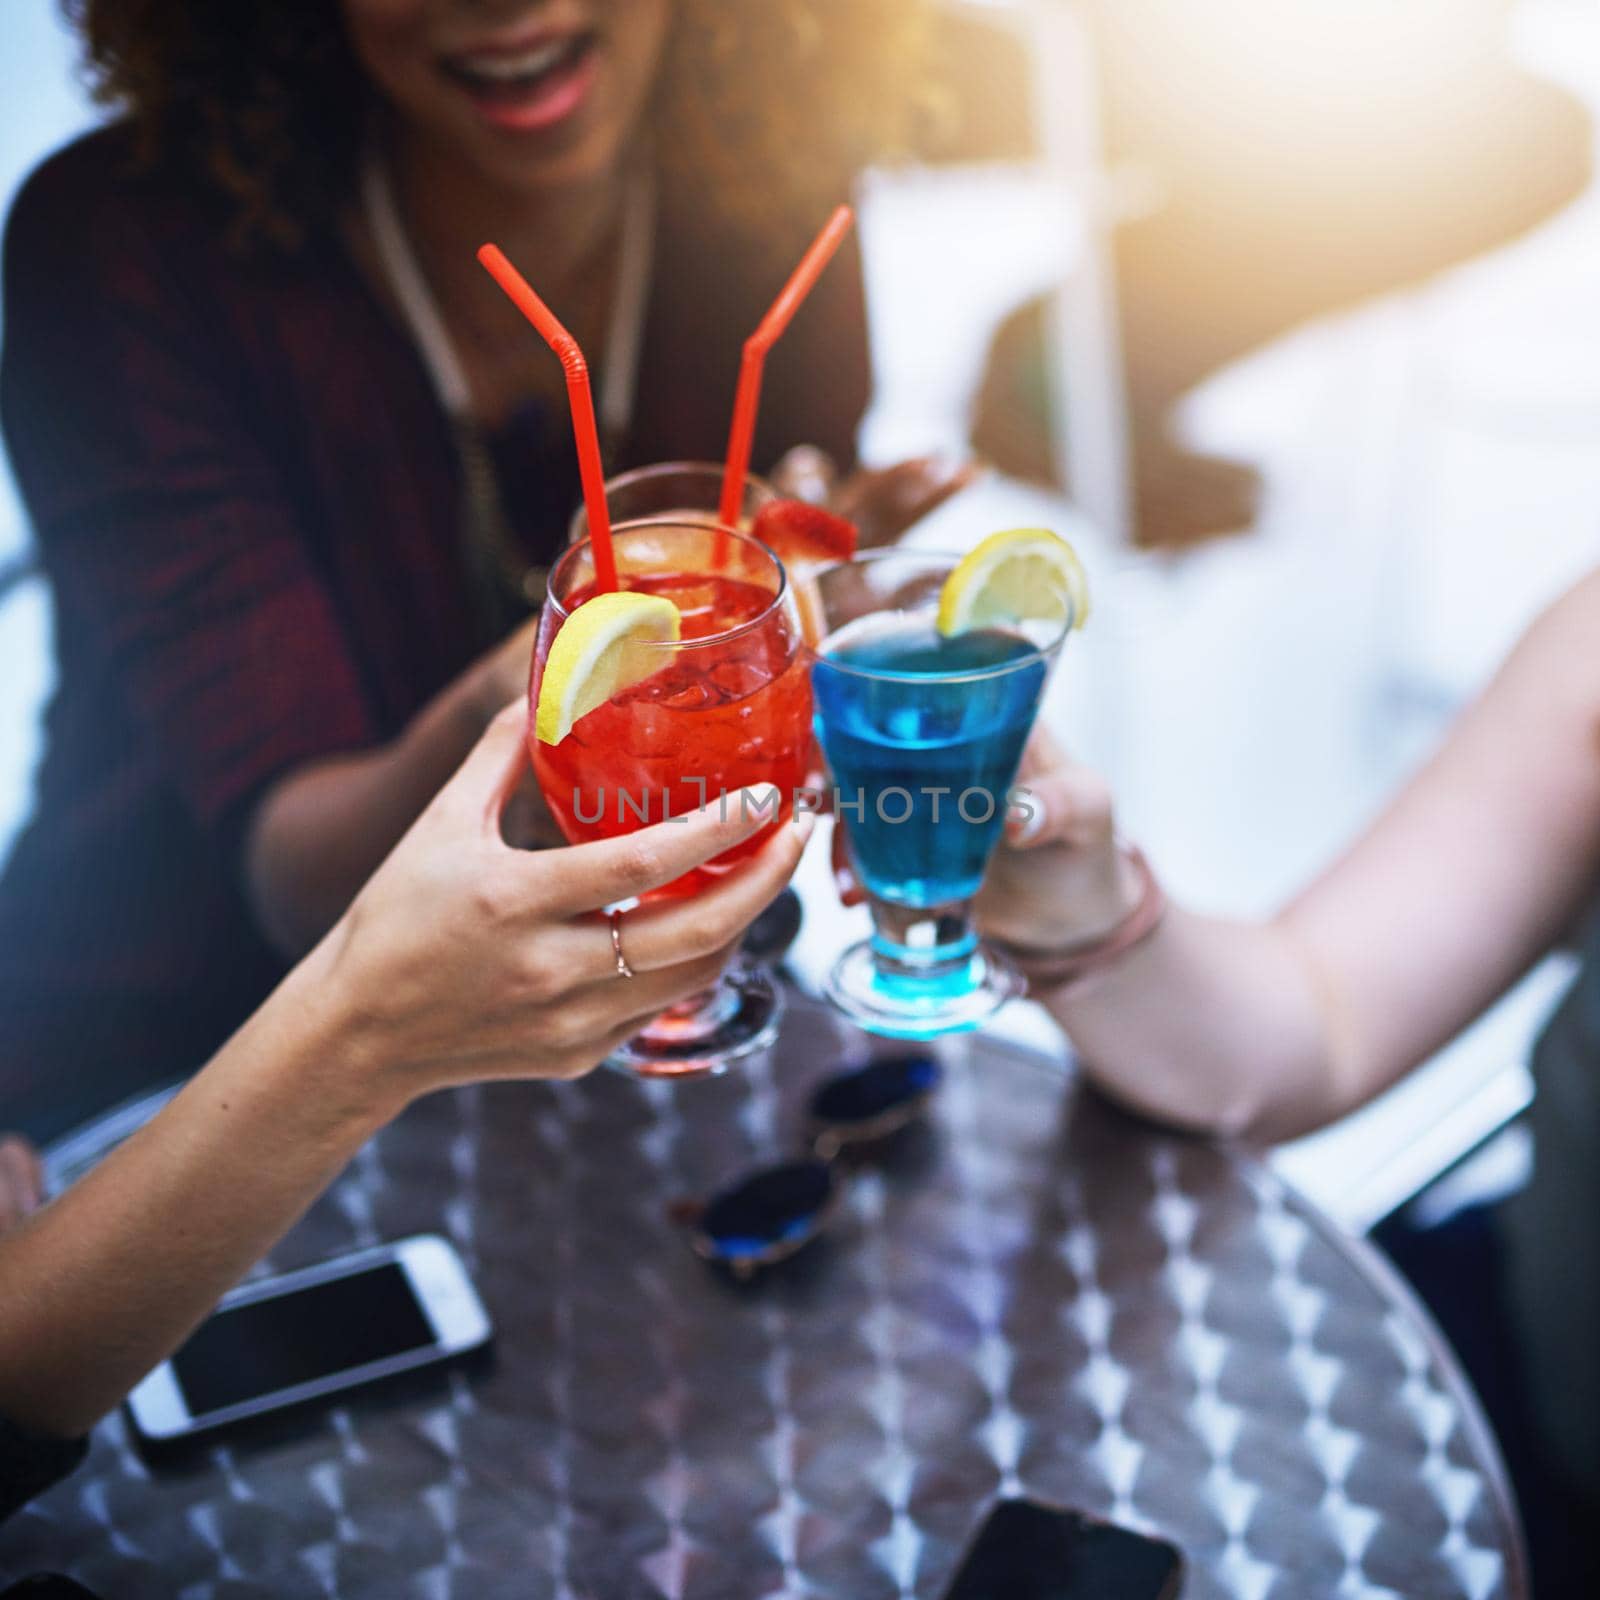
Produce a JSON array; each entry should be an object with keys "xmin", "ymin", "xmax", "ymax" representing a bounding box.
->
[{"xmin": 441, "ymin": 31, "xmax": 600, "ymax": 106}]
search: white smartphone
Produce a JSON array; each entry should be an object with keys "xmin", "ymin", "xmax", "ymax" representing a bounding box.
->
[{"xmin": 125, "ymin": 1234, "xmax": 492, "ymax": 1445}]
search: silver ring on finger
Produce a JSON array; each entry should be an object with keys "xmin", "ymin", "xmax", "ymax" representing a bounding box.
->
[{"xmin": 610, "ymin": 908, "xmax": 635, "ymax": 980}]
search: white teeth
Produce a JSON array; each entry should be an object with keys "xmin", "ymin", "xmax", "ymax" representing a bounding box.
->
[{"xmin": 454, "ymin": 40, "xmax": 570, "ymax": 82}]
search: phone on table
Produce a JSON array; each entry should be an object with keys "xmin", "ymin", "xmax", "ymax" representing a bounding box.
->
[
  {"xmin": 125, "ymin": 1234, "xmax": 491, "ymax": 1448},
  {"xmin": 941, "ymin": 1498, "xmax": 1185, "ymax": 1600}
]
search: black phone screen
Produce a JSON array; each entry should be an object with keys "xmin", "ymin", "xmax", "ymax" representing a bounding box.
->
[
  {"xmin": 172, "ymin": 1263, "xmax": 436, "ymax": 1415},
  {"xmin": 941, "ymin": 1500, "xmax": 1184, "ymax": 1600}
]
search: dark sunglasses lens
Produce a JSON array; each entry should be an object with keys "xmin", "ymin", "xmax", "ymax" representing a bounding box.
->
[
  {"xmin": 698, "ymin": 1160, "xmax": 837, "ymax": 1265},
  {"xmin": 809, "ymin": 1055, "xmax": 942, "ymax": 1129}
]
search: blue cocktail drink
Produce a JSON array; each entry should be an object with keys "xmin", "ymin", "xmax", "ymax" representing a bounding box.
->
[
  {"xmin": 809, "ymin": 546, "xmax": 1078, "ymax": 1038},
  {"xmin": 813, "ymin": 622, "xmax": 1044, "ymax": 905}
]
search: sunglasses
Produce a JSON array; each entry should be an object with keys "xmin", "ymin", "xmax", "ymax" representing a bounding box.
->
[{"xmin": 673, "ymin": 1053, "xmax": 944, "ymax": 1278}]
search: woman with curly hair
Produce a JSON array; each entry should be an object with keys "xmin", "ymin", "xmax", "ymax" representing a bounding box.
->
[{"xmin": 0, "ymin": 0, "xmax": 958, "ymax": 1139}]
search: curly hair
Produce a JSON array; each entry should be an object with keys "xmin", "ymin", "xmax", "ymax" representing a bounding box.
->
[{"xmin": 64, "ymin": 0, "xmax": 937, "ymax": 254}]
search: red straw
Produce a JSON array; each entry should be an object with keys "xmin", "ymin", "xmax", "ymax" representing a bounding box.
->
[
  {"xmin": 719, "ymin": 205, "xmax": 855, "ymax": 529},
  {"xmin": 477, "ymin": 243, "xmax": 618, "ymax": 593}
]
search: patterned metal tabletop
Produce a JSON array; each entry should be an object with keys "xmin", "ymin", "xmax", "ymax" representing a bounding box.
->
[{"xmin": 7, "ymin": 992, "xmax": 1524, "ymax": 1599}]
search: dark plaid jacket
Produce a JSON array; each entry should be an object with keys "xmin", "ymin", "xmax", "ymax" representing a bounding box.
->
[{"xmin": 0, "ymin": 126, "xmax": 868, "ymax": 1137}]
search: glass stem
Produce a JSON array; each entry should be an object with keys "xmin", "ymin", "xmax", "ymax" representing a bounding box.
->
[
  {"xmin": 640, "ymin": 979, "xmax": 742, "ymax": 1043},
  {"xmin": 868, "ymin": 897, "xmax": 979, "ymax": 981}
]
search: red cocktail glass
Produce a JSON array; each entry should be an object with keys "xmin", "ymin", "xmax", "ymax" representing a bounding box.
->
[{"xmin": 530, "ymin": 519, "xmax": 812, "ymax": 1077}]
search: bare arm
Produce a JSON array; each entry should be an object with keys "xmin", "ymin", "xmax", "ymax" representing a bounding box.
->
[
  {"xmin": 245, "ymin": 619, "xmax": 547, "ymax": 956},
  {"xmin": 0, "ymin": 712, "xmax": 811, "ymax": 1438},
  {"xmin": 0, "ymin": 957, "xmax": 399, "ymax": 1436},
  {"xmin": 979, "ymin": 569, "xmax": 1600, "ymax": 1141}
]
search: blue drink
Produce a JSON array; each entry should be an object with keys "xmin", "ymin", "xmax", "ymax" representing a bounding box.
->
[
  {"xmin": 808, "ymin": 549, "xmax": 1071, "ymax": 1041},
  {"xmin": 813, "ymin": 621, "xmax": 1045, "ymax": 906}
]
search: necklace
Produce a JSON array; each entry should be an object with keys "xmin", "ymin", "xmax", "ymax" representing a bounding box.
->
[{"xmin": 362, "ymin": 153, "xmax": 655, "ymax": 626}]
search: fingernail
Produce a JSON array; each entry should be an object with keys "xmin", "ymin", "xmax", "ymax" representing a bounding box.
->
[
  {"xmin": 1008, "ymin": 799, "xmax": 1047, "ymax": 845},
  {"xmin": 737, "ymin": 784, "xmax": 784, "ymax": 820},
  {"xmin": 932, "ymin": 453, "xmax": 978, "ymax": 484}
]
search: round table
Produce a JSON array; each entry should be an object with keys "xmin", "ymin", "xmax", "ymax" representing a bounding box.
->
[{"xmin": 8, "ymin": 993, "xmax": 1525, "ymax": 1599}]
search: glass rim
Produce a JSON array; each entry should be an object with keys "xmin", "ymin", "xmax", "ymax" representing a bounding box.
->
[
  {"xmin": 599, "ymin": 459, "xmax": 779, "ymax": 501},
  {"xmin": 813, "ymin": 548, "xmax": 1074, "ymax": 685},
  {"xmin": 545, "ymin": 519, "xmax": 792, "ymax": 653},
  {"xmin": 567, "ymin": 461, "xmax": 780, "ymax": 545}
]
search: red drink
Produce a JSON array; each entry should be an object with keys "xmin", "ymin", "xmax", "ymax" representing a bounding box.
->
[
  {"xmin": 528, "ymin": 521, "xmax": 807, "ymax": 1077},
  {"xmin": 532, "ymin": 569, "xmax": 811, "ymax": 897}
]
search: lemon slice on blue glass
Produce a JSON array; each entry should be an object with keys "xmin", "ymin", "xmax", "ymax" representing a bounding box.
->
[{"xmin": 936, "ymin": 528, "xmax": 1091, "ymax": 638}]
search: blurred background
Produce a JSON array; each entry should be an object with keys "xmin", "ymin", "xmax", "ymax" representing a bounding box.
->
[{"xmin": 3, "ymin": 0, "xmax": 1598, "ymax": 1231}]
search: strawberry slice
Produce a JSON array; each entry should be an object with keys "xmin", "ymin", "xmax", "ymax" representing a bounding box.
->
[
  {"xmin": 750, "ymin": 499, "xmax": 858, "ymax": 647},
  {"xmin": 751, "ymin": 499, "xmax": 859, "ymax": 565}
]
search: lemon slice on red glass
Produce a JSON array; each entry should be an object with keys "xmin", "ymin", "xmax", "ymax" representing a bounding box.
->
[
  {"xmin": 534, "ymin": 591, "xmax": 681, "ymax": 745},
  {"xmin": 936, "ymin": 528, "xmax": 1091, "ymax": 638}
]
